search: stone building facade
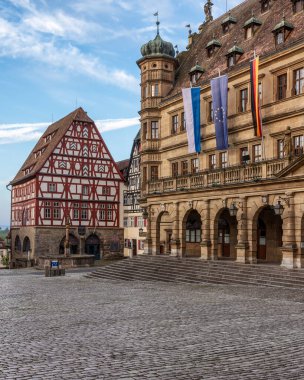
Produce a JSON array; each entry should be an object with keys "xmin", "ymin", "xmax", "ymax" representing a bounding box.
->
[
  {"xmin": 138, "ymin": 0, "xmax": 304, "ymax": 268},
  {"xmin": 9, "ymin": 108, "xmax": 124, "ymax": 266}
]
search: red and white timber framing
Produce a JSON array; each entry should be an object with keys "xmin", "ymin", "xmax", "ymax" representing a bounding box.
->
[{"xmin": 11, "ymin": 120, "xmax": 123, "ymax": 229}]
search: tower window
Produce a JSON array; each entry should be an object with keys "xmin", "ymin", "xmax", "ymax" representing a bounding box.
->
[
  {"xmin": 151, "ymin": 121, "xmax": 159, "ymax": 139},
  {"xmin": 152, "ymin": 84, "xmax": 159, "ymax": 97}
]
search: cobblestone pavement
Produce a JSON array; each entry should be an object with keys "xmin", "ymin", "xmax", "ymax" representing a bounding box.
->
[{"xmin": 1, "ymin": 269, "xmax": 304, "ymax": 380}]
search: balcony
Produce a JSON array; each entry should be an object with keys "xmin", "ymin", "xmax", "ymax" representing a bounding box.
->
[
  {"xmin": 144, "ymin": 157, "xmax": 291, "ymax": 195},
  {"xmin": 142, "ymin": 139, "xmax": 160, "ymax": 152}
]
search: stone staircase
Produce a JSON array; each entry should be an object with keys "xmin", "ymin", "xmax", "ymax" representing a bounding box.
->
[{"xmin": 85, "ymin": 255, "xmax": 304, "ymax": 289}]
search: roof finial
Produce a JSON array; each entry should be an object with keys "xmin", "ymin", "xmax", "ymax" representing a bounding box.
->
[
  {"xmin": 154, "ymin": 11, "xmax": 160, "ymax": 35},
  {"xmin": 185, "ymin": 24, "xmax": 192, "ymax": 35},
  {"xmin": 174, "ymin": 45, "xmax": 179, "ymax": 55}
]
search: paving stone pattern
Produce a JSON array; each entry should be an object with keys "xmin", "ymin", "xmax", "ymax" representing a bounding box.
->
[{"xmin": 1, "ymin": 269, "xmax": 304, "ymax": 379}]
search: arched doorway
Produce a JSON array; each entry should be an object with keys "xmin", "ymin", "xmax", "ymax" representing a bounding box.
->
[
  {"xmin": 22, "ymin": 237, "xmax": 31, "ymax": 253},
  {"xmin": 255, "ymin": 207, "xmax": 283, "ymax": 263},
  {"xmin": 216, "ymin": 209, "xmax": 238, "ymax": 260},
  {"xmin": 85, "ymin": 234, "xmax": 101, "ymax": 260},
  {"xmin": 15, "ymin": 235, "xmax": 21, "ymax": 253},
  {"xmin": 156, "ymin": 211, "xmax": 172, "ymax": 255},
  {"xmin": 59, "ymin": 234, "xmax": 79, "ymax": 255},
  {"xmin": 183, "ymin": 210, "xmax": 202, "ymax": 257}
]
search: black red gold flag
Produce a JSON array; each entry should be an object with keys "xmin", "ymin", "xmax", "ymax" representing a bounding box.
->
[{"xmin": 250, "ymin": 57, "xmax": 262, "ymax": 137}]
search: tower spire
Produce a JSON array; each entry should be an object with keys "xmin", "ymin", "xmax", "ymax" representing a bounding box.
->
[{"xmin": 154, "ymin": 11, "xmax": 160, "ymax": 35}]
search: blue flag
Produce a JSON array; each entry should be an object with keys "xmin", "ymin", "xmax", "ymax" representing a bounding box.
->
[
  {"xmin": 182, "ymin": 87, "xmax": 201, "ymax": 153},
  {"xmin": 211, "ymin": 75, "xmax": 228, "ymax": 150}
]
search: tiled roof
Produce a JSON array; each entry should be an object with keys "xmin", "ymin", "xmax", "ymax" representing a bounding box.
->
[
  {"xmin": 10, "ymin": 108, "xmax": 94, "ymax": 185},
  {"xmin": 169, "ymin": 0, "xmax": 304, "ymax": 96}
]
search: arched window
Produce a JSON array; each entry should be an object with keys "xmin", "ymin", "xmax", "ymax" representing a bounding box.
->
[
  {"xmin": 186, "ymin": 210, "xmax": 202, "ymax": 243},
  {"xmin": 15, "ymin": 235, "xmax": 21, "ymax": 252},
  {"xmin": 23, "ymin": 237, "xmax": 31, "ymax": 252}
]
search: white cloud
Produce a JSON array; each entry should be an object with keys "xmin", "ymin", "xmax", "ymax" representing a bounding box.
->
[{"xmin": 0, "ymin": 117, "xmax": 139, "ymax": 144}]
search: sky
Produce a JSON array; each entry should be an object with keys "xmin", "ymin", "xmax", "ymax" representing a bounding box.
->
[{"xmin": 0, "ymin": 0, "xmax": 243, "ymax": 226}]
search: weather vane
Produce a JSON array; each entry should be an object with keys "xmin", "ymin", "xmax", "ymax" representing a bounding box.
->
[{"xmin": 154, "ymin": 11, "xmax": 160, "ymax": 34}]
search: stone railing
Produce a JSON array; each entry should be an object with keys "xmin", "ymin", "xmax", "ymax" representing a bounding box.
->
[
  {"xmin": 144, "ymin": 157, "xmax": 290, "ymax": 195},
  {"xmin": 142, "ymin": 140, "xmax": 160, "ymax": 151}
]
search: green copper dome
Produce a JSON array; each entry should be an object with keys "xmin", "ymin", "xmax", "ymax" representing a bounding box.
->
[{"xmin": 141, "ymin": 33, "xmax": 175, "ymax": 58}]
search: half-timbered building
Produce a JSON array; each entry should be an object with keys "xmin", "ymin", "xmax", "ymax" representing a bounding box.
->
[
  {"xmin": 10, "ymin": 107, "xmax": 124, "ymax": 266},
  {"xmin": 123, "ymin": 131, "xmax": 147, "ymax": 256},
  {"xmin": 138, "ymin": 0, "xmax": 304, "ymax": 268}
]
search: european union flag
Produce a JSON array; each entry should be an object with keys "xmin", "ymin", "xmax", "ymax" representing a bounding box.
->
[{"xmin": 211, "ymin": 75, "xmax": 228, "ymax": 150}]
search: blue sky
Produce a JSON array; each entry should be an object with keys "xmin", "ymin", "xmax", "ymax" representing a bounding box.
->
[{"xmin": 0, "ymin": 0, "xmax": 242, "ymax": 226}]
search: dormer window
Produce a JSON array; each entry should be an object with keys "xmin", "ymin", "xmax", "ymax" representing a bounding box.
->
[
  {"xmin": 244, "ymin": 16, "xmax": 262, "ymax": 40},
  {"xmin": 221, "ymin": 13, "xmax": 237, "ymax": 35},
  {"xmin": 260, "ymin": 0, "xmax": 270, "ymax": 13},
  {"xmin": 226, "ymin": 44, "xmax": 244, "ymax": 68},
  {"xmin": 291, "ymin": 0, "xmax": 304, "ymax": 13},
  {"xmin": 206, "ymin": 39, "xmax": 222, "ymax": 58},
  {"xmin": 272, "ymin": 17, "xmax": 294, "ymax": 46},
  {"xmin": 189, "ymin": 62, "xmax": 204, "ymax": 85}
]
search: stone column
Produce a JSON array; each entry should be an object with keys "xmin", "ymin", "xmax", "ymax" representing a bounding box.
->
[
  {"xmin": 200, "ymin": 200, "xmax": 212, "ymax": 260},
  {"xmin": 281, "ymin": 194, "xmax": 297, "ymax": 269},
  {"xmin": 235, "ymin": 197, "xmax": 249, "ymax": 264},
  {"xmin": 170, "ymin": 202, "xmax": 181, "ymax": 257}
]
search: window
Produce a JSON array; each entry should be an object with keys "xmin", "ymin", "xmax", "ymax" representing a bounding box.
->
[
  {"xmin": 181, "ymin": 112, "xmax": 186, "ymax": 131},
  {"xmin": 73, "ymin": 203, "xmax": 79, "ymax": 220},
  {"xmin": 44, "ymin": 206, "xmax": 51, "ymax": 219},
  {"xmin": 81, "ymin": 204, "xmax": 88, "ymax": 220},
  {"xmin": 172, "ymin": 115, "xmax": 178, "ymax": 134},
  {"xmin": 294, "ymin": 68, "xmax": 304, "ymax": 96},
  {"xmin": 277, "ymin": 139, "xmax": 284, "ymax": 158},
  {"xmin": 151, "ymin": 166, "xmax": 158, "ymax": 181},
  {"xmin": 138, "ymin": 217, "xmax": 144, "ymax": 228},
  {"xmin": 107, "ymin": 208, "xmax": 113, "ymax": 221},
  {"xmin": 253, "ymin": 144, "xmax": 262, "ymax": 162},
  {"xmin": 240, "ymin": 88, "xmax": 248, "ymax": 112},
  {"xmin": 181, "ymin": 160, "xmax": 188, "ymax": 175},
  {"xmin": 292, "ymin": 0, "xmax": 304, "ymax": 13},
  {"xmin": 191, "ymin": 158, "xmax": 199, "ymax": 173},
  {"xmin": 172, "ymin": 162, "xmax": 179, "ymax": 177},
  {"xmin": 276, "ymin": 30, "xmax": 284, "ymax": 45},
  {"xmin": 82, "ymin": 185, "xmax": 89, "ymax": 196},
  {"xmin": 48, "ymin": 183, "xmax": 56, "ymax": 192},
  {"xmin": 151, "ymin": 121, "xmax": 159, "ymax": 139},
  {"xmin": 293, "ymin": 135, "xmax": 304, "ymax": 155},
  {"xmin": 259, "ymin": 82, "xmax": 263, "ymax": 103},
  {"xmin": 245, "ymin": 26, "xmax": 253, "ymax": 40},
  {"xmin": 53, "ymin": 204, "xmax": 61, "ymax": 220},
  {"xmin": 123, "ymin": 217, "xmax": 128, "ymax": 227},
  {"xmin": 220, "ymin": 152, "xmax": 228, "ymax": 168},
  {"xmin": 143, "ymin": 122, "xmax": 147, "ymax": 140},
  {"xmin": 208, "ymin": 101, "xmax": 213, "ymax": 122},
  {"xmin": 228, "ymin": 55, "xmax": 235, "ymax": 67},
  {"xmin": 186, "ymin": 229, "xmax": 201, "ymax": 243},
  {"xmin": 222, "ymin": 23, "xmax": 230, "ymax": 35},
  {"xmin": 129, "ymin": 217, "xmax": 135, "ymax": 227},
  {"xmin": 240, "ymin": 147, "xmax": 250, "ymax": 164},
  {"xmin": 152, "ymin": 83, "xmax": 159, "ymax": 97},
  {"xmin": 102, "ymin": 186, "xmax": 111, "ymax": 196},
  {"xmin": 277, "ymin": 74, "xmax": 287, "ymax": 100},
  {"xmin": 261, "ymin": 0, "xmax": 270, "ymax": 13},
  {"xmin": 209, "ymin": 154, "xmax": 216, "ymax": 170}
]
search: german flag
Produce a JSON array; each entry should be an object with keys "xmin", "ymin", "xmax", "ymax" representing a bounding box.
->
[{"xmin": 250, "ymin": 57, "xmax": 262, "ymax": 137}]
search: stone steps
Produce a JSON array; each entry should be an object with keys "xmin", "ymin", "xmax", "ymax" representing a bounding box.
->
[{"xmin": 85, "ymin": 256, "xmax": 304, "ymax": 289}]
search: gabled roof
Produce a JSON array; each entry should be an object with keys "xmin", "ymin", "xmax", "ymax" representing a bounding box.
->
[
  {"xmin": 10, "ymin": 108, "xmax": 94, "ymax": 185},
  {"xmin": 167, "ymin": 0, "xmax": 303, "ymax": 96}
]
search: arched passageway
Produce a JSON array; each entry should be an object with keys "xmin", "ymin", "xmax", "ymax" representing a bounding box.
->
[
  {"xmin": 59, "ymin": 234, "xmax": 79, "ymax": 255},
  {"xmin": 254, "ymin": 207, "xmax": 283, "ymax": 264},
  {"xmin": 183, "ymin": 210, "xmax": 202, "ymax": 257},
  {"xmin": 85, "ymin": 234, "xmax": 101, "ymax": 260}
]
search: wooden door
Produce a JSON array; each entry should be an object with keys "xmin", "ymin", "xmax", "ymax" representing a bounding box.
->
[
  {"xmin": 132, "ymin": 239, "xmax": 137, "ymax": 256},
  {"xmin": 218, "ymin": 219, "xmax": 230, "ymax": 257}
]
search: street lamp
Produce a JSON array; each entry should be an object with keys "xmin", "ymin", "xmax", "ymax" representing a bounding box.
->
[
  {"xmin": 273, "ymin": 200, "xmax": 284, "ymax": 216},
  {"xmin": 142, "ymin": 208, "xmax": 149, "ymax": 219},
  {"xmin": 229, "ymin": 203, "xmax": 238, "ymax": 217}
]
